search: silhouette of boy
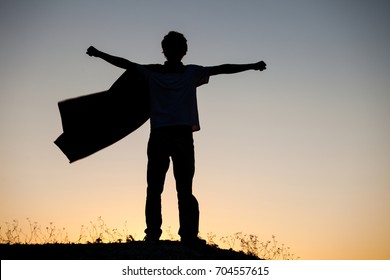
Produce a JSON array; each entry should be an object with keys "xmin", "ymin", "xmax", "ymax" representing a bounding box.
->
[{"xmin": 87, "ymin": 31, "xmax": 266, "ymax": 246}]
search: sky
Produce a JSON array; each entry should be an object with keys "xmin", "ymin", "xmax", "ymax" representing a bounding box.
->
[{"xmin": 0, "ymin": 0, "xmax": 389, "ymax": 259}]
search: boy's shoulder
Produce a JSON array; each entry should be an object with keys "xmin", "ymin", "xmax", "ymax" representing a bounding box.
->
[
  {"xmin": 142, "ymin": 63, "xmax": 206, "ymax": 74},
  {"xmin": 143, "ymin": 63, "xmax": 186, "ymax": 74},
  {"xmin": 143, "ymin": 63, "xmax": 164, "ymax": 71}
]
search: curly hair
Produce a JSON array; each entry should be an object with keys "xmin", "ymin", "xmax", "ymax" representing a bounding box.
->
[{"xmin": 161, "ymin": 31, "xmax": 188, "ymax": 60}]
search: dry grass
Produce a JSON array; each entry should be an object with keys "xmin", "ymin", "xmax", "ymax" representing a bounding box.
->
[{"xmin": 0, "ymin": 217, "xmax": 299, "ymax": 260}]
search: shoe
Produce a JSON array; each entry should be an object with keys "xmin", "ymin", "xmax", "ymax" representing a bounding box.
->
[
  {"xmin": 181, "ymin": 237, "xmax": 207, "ymax": 248},
  {"xmin": 143, "ymin": 235, "xmax": 159, "ymax": 245}
]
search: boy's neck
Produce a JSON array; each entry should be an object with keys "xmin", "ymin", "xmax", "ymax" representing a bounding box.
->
[
  {"xmin": 165, "ymin": 60, "xmax": 184, "ymax": 66},
  {"xmin": 164, "ymin": 60, "xmax": 185, "ymax": 72}
]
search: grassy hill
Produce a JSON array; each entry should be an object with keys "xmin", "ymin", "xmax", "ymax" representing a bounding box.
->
[{"xmin": 0, "ymin": 240, "xmax": 260, "ymax": 260}]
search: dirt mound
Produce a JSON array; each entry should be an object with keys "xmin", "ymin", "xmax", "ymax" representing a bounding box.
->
[{"xmin": 1, "ymin": 240, "xmax": 260, "ymax": 260}]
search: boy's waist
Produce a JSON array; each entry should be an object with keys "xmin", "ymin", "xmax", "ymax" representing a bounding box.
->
[{"xmin": 151, "ymin": 125, "xmax": 193, "ymax": 134}]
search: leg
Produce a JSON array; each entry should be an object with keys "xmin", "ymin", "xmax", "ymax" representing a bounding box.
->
[
  {"xmin": 144, "ymin": 132, "xmax": 170, "ymax": 240},
  {"xmin": 171, "ymin": 132, "xmax": 200, "ymax": 240}
]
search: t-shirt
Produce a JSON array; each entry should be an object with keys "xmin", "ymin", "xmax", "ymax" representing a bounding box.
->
[{"xmin": 137, "ymin": 63, "xmax": 210, "ymax": 131}]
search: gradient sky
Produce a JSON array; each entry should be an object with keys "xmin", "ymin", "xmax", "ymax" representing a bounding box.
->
[{"xmin": 1, "ymin": 0, "xmax": 389, "ymax": 259}]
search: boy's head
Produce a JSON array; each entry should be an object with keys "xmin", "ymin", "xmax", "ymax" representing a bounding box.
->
[{"xmin": 161, "ymin": 31, "xmax": 187, "ymax": 62}]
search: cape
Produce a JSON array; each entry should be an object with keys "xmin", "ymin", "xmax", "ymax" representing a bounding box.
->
[{"xmin": 54, "ymin": 66, "xmax": 150, "ymax": 163}]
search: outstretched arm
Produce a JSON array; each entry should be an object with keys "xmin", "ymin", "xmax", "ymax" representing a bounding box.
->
[
  {"xmin": 86, "ymin": 46, "xmax": 134, "ymax": 69},
  {"xmin": 209, "ymin": 61, "xmax": 267, "ymax": 76}
]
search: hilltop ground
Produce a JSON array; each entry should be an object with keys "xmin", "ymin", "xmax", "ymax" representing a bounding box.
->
[{"xmin": 0, "ymin": 240, "xmax": 260, "ymax": 260}]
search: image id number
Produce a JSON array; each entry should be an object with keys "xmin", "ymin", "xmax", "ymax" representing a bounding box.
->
[{"xmin": 215, "ymin": 266, "xmax": 269, "ymax": 276}]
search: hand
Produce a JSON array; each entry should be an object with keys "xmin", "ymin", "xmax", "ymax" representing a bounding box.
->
[
  {"xmin": 86, "ymin": 46, "xmax": 100, "ymax": 57},
  {"xmin": 254, "ymin": 61, "xmax": 267, "ymax": 71}
]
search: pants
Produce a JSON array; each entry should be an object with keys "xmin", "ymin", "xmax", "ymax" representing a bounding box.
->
[{"xmin": 145, "ymin": 125, "xmax": 200, "ymax": 239}]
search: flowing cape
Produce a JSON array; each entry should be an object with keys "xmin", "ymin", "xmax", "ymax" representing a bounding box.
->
[{"xmin": 54, "ymin": 66, "xmax": 150, "ymax": 163}]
